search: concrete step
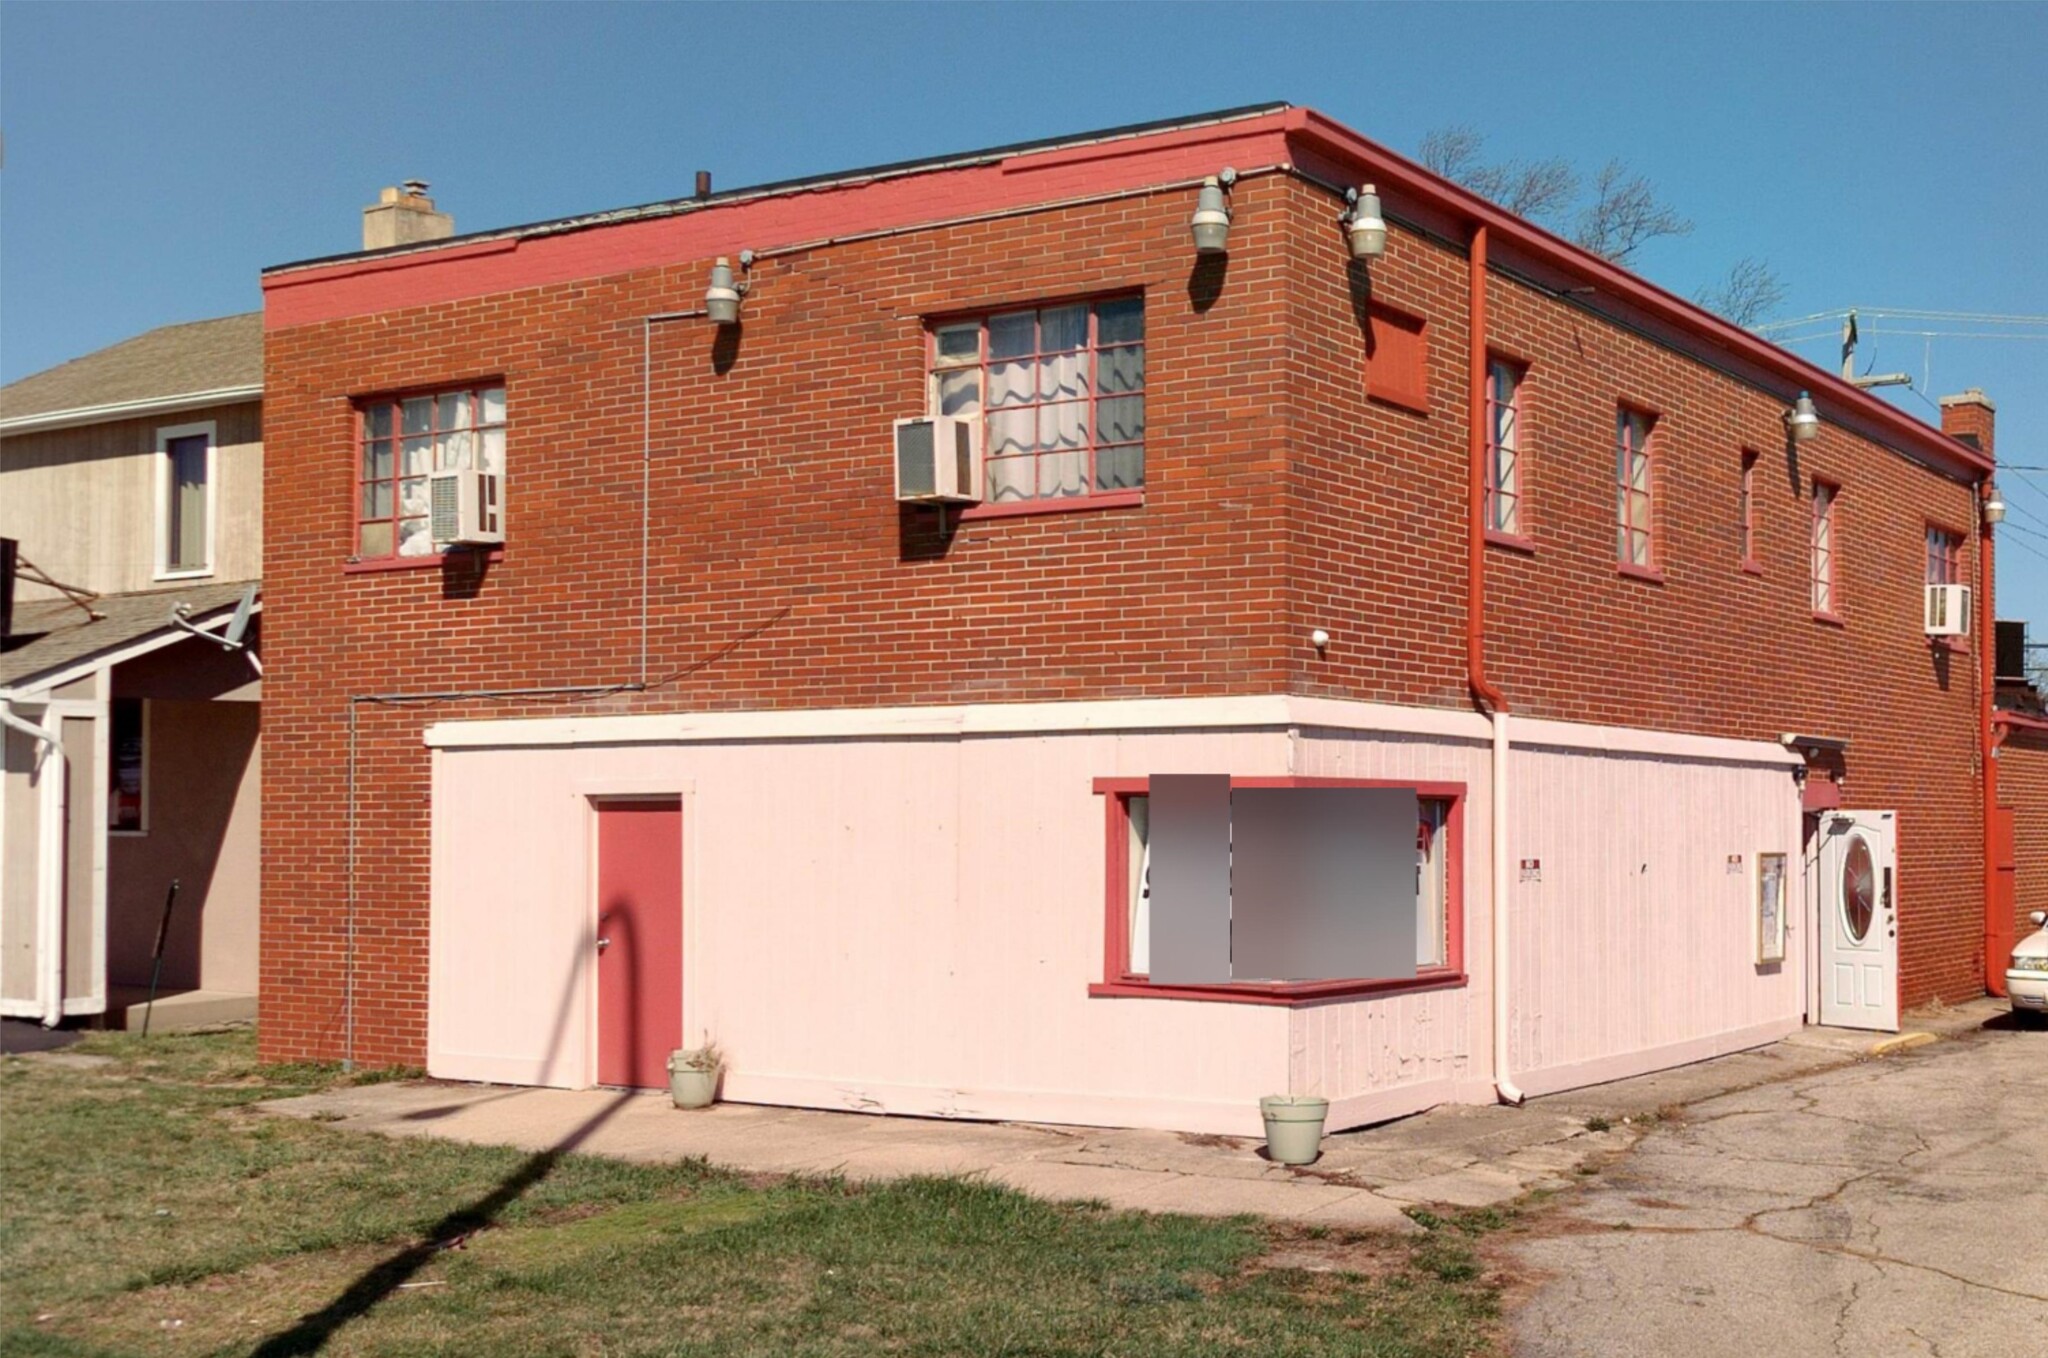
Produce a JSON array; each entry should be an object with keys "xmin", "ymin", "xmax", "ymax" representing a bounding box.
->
[{"xmin": 103, "ymin": 987, "xmax": 256, "ymax": 1033}]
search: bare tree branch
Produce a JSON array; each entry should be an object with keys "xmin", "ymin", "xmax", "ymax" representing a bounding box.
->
[
  {"xmin": 1696, "ymin": 257, "xmax": 1789, "ymax": 328},
  {"xmin": 1418, "ymin": 125, "xmax": 1486, "ymax": 184},
  {"xmin": 1571, "ymin": 160, "xmax": 1692, "ymax": 263}
]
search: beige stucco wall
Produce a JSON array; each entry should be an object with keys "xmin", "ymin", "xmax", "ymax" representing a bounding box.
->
[
  {"xmin": 0, "ymin": 398, "xmax": 261, "ymax": 597},
  {"xmin": 106, "ymin": 700, "xmax": 260, "ymax": 993}
]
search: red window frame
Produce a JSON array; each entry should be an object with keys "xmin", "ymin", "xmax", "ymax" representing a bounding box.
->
[
  {"xmin": 928, "ymin": 294, "xmax": 1146, "ymax": 522},
  {"xmin": 1088, "ymin": 776, "xmax": 1467, "ymax": 1006},
  {"xmin": 1485, "ymin": 357, "xmax": 1530, "ymax": 545},
  {"xmin": 1811, "ymin": 478, "xmax": 1841, "ymax": 621},
  {"xmin": 351, "ymin": 381, "xmax": 506, "ymax": 565},
  {"xmin": 1616, "ymin": 406, "xmax": 1659, "ymax": 577},
  {"xmin": 1739, "ymin": 449, "xmax": 1762, "ymax": 573},
  {"xmin": 1925, "ymin": 523, "xmax": 1964, "ymax": 586}
]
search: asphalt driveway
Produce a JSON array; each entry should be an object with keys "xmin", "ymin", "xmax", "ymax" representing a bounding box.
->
[{"xmin": 1509, "ymin": 1019, "xmax": 2047, "ymax": 1357}]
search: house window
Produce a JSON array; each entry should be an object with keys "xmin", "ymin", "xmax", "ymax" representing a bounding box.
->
[
  {"xmin": 1739, "ymin": 451, "xmax": 1760, "ymax": 570},
  {"xmin": 1486, "ymin": 359, "xmax": 1524, "ymax": 536},
  {"xmin": 356, "ymin": 385, "xmax": 505, "ymax": 559},
  {"xmin": 930, "ymin": 297, "xmax": 1143, "ymax": 506},
  {"xmin": 156, "ymin": 422, "xmax": 214, "ymax": 578},
  {"xmin": 1616, "ymin": 407, "xmax": 1656, "ymax": 569},
  {"xmin": 1926, "ymin": 525, "xmax": 1963, "ymax": 586},
  {"xmin": 1812, "ymin": 480, "xmax": 1839, "ymax": 616},
  {"xmin": 108, "ymin": 698, "xmax": 146, "ymax": 834},
  {"xmin": 1103, "ymin": 779, "xmax": 1461, "ymax": 1001}
]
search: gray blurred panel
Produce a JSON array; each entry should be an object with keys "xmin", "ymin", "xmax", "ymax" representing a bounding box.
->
[
  {"xmin": 1231, "ymin": 787, "xmax": 1417, "ymax": 982},
  {"xmin": 1147, "ymin": 774, "xmax": 1233, "ymax": 984}
]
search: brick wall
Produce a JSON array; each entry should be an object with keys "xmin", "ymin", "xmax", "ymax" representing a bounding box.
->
[
  {"xmin": 261, "ymin": 166, "xmax": 1991, "ymax": 1065},
  {"xmin": 2003, "ymin": 730, "xmax": 2048, "ymax": 941}
]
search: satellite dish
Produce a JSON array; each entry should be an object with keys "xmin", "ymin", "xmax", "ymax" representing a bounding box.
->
[{"xmin": 169, "ymin": 584, "xmax": 259, "ymax": 654}]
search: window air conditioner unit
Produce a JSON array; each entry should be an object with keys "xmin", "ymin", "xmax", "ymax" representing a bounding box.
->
[
  {"xmin": 429, "ymin": 469, "xmax": 504, "ymax": 546},
  {"xmin": 1924, "ymin": 583, "xmax": 1970, "ymax": 637},
  {"xmin": 894, "ymin": 416, "xmax": 982, "ymax": 504}
]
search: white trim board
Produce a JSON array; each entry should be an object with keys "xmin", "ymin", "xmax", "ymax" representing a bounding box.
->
[
  {"xmin": 424, "ymin": 693, "xmax": 1794, "ymax": 767},
  {"xmin": 0, "ymin": 385, "xmax": 262, "ymax": 436}
]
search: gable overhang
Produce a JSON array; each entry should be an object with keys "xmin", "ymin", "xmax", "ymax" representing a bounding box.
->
[{"xmin": 0, "ymin": 385, "xmax": 263, "ymax": 437}]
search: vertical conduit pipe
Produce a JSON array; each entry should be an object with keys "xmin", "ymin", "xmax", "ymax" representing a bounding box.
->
[
  {"xmin": 1980, "ymin": 483, "xmax": 2004, "ymax": 996},
  {"xmin": 1465, "ymin": 223, "xmax": 1523, "ymax": 1106}
]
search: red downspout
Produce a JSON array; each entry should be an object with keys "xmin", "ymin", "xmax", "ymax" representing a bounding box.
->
[
  {"xmin": 1981, "ymin": 481, "xmax": 2004, "ymax": 995},
  {"xmin": 1468, "ymin": 224, "xmax": 1508, "ymax": 716}
]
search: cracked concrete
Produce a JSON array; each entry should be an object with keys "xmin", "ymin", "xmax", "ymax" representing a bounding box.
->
[{"xmin": 1508, "ymin": 1020, "xmax": 2048, "ymax": 1357}]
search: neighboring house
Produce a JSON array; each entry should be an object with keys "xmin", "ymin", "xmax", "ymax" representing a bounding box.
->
[
  {"xmin": 257, "ymin": 105, "xmax": 2003, "ymax": 1135},
  {"xmin": 1993, "ymin": 619, "xmax": 2048, "ymax": 959},
  {"xmin": 0, "ymin": 314, "xmax": 264, "ymax": 1030}
]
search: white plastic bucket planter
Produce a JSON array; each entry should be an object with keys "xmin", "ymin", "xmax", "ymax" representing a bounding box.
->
[
  {"xmin": 1260, "ymin": 1095, "xmax": 1330, "ymax": 1165},
  {"xmin": 667, "ymin": 1050, "xmax": 720, "ymax": 1109}
]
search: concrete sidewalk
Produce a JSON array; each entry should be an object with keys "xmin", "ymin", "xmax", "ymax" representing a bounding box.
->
[{"xmin": 259, "ymin": 999, "xmax": 2006, "ymax": 1229}]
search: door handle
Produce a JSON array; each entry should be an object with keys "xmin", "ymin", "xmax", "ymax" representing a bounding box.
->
[{"xmin": 596, "ymin": 936, "xmax": 612, "ymax": 951}]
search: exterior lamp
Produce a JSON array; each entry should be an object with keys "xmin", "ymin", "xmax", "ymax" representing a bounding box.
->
[
  {"xmin": 1190, "ymin": 170, "xmax": 1236, "ymax": 255},
  {"xmin": 1985, "ymin": 483, "xmax": 2007, "ymax": 525},
  {"xmin": 1786, "ymin": 390, "xmax": 1821, "ymax": 444},
  {"xmin": 706, "ymin": 254, "xmax": 751, "ymax": 325},
  {"xmin": 1344, "ymin": 184, "xmax": 1388, "ymax": 259}
]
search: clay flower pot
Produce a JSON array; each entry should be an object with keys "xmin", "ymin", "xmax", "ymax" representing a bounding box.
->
[{"xmin": 1260, "ymin": 1095, "xmax": 1330, "ymax": 1165}]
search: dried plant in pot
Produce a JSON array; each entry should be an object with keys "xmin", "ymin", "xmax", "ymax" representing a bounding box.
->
[{"xmin": 667, "ymin": 1040, "xmax": 723, "ymax": 1110}]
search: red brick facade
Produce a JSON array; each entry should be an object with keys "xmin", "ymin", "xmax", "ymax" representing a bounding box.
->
[{"xmin": 259, "ymin": 108, "xmax": 1995, "ymax": 1065}]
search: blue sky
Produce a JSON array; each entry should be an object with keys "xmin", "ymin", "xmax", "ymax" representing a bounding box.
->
[{"xmin": 4, "ymin": 1, "xmax": 2044, "ymax": 621}]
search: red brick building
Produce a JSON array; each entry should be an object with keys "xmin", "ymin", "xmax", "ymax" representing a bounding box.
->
[{"xmin": 258, "ymin": 106, "xmax": 2003, "ymax": 1132}]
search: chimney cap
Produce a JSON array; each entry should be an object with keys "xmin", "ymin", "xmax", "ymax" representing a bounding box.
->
[
  {"xmin": 1939, "ymin": 388, "xmax": 1995, "ymax": 411},
  {"xmin": 402, "ymin": 179, "xmax": 431, "ymax": 197}
]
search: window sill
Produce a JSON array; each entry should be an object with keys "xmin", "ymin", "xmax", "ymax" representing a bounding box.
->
[
  {"xmin": 1741, "ymin": 560, "xmax": 1764, "ymax": 576},
  {"xmin": 344, "ymin": 549, "xmax": 505, "ymax": 574},
  {"xmin": 1088, "ymin": 972, "xmax": 1467, "ymax": 1007},
  {"xmin": 1813, "ymin": 610, "xmax": 1846, "ymax": 628},
  {"xmin": 1617, "ymin": 562, "xmax": 1665, "ymax": 584},
  {"xmin": 1485, "ymin": 530, "xmax": 1537, "ymax": 555},
  {"xmin": 154, "ymin": 568, "xmax": 215, "ymax": 582},
  {"xmin": 1931, "ymin": 635, "xmax": 1970, "ymax": 654},
  {"xmin": 958, "ymin": 490, "xmax": 1144, "ymax": 522},
  {"xmin": 108, "ymin": 829, "xmax": 149, "ymax": 839}
]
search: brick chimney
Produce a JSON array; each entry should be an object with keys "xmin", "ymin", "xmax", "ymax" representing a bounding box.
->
[
  {"xmin": 1938, "ymin": 388, "xmax": 1995, "ymax": 456},
  {"xmin": 362, "ymin": 179, "xmax": 454, "ymax": 251}
]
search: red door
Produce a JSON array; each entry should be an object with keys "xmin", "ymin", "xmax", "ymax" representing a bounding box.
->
[{"xmin": 595, "ymin": 799, "xmax": 683, "ymax": 1088}]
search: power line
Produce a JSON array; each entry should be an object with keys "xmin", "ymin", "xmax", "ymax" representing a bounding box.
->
[{"xmin": 1754, "ymin": 306, "xmax": 2048, "ymax": 332}]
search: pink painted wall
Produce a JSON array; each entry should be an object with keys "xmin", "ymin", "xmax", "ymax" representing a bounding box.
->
[
  {"xmin": 428, "ymin": 715, "xmax": 1806, "ymax": 1134},
  {"xmin": 1506, "ymin": 741, "xmax": 1805, "ymax": 1096}
]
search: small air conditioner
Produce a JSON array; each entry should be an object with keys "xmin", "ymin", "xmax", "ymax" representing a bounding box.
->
[
  {"xmin": 893, "ymin": 416, "xmax": 982, "ymax": 504},
  {"xmin": 429, "ymin": 469, "xmax": 504, "ymax": 546},
  {"xmin": 1924, "ymin": 583, "xmax": 1971, "ymax": 637}
]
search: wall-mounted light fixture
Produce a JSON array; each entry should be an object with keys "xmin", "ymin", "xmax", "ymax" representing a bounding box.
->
[
  {"xmin": 1985, "ymin": 482, "xmax": 2007, "ymax": 525},
  {"xmin": 1309, "ymin": 628, "xmax": 1332, "ymax": 652},
  {"xmin": 706, "ymin": 250, "xmax": 754, "ymax": 325},
  {"xmin": 1343, "ymin": 184, "xmax": 1387, "ymax": 260},
  {"xmin": 1786, "ymin": 390, "xmax": 1821, "ymax": 444},
  {"xmin": 1190, "ymin": 168, "xmax": 1237, "ymax": 255}
]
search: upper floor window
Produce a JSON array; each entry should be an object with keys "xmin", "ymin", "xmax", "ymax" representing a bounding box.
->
[
  {"xmin": 1925, "ymin": 525, "xmax": 1963, "ymax": 586},
  {"xmin": 1615, "ymin": 407, "xmax": 1656, "ymax": 569},
  {"xmin": 1738, "ymin": 450, "xmax": 1760, "ymax": 570},
  {"xmin": 356, "ymin": 385, "xmax": 505, "ymax": 559},
  {"xmin": 155, "ymin": 421, "xmax": 214, "ymax": 578},
  {"xmin": 1486, "ymin": 359, "xmax": 1524, "ymax": 537},
  {"xmin": 1812, "ymin": 480, "xmax": 1839, "ymax": 616},
  {"xmin": 930, "ymin": 297, "xmax": 1144, "ymax": 506}
]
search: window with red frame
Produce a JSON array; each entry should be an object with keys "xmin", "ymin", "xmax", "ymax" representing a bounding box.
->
[
  {"xmin": 1739, "ymin": 450, "xmax": 1760, "ymax": 568},
  {"xmin": 1486, "ymin": 358, "xmax": 1525, "ymax": 536},
  {"xmin": 1925, "ymin": 525, "xmax": 1963, "ymax": 586},
  {"xmin": 1616, "ymin": 407, "xmax": 1656, "ymax": 568},
  {"xmin": 1812, "ymin": 480, "xmax": 1839, "ymax": 615},
  {"xmin": 1107, "ymin": 785, "xmax": 1457, "ymax": 985},
  {"xmin": 355, "ymin": 384, "xmax": 505, "ymax": 559},
  {"xmin": 929, "ymin": 297, "xmax": 1143, "ymax": 505}
]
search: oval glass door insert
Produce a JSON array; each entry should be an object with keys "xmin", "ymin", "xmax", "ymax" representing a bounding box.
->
[{"xmin": 1842, "ymin": 835, "xmax": 1876, "ymax": 943}]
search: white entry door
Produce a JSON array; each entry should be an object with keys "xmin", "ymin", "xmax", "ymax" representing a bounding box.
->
[{"xmin": 1817, "ymin": 810, "xmax": 1898, "ymax": 1031}]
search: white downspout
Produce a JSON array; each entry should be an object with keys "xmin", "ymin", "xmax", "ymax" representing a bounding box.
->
[
  {"xmin": 1, "ymin": 703, "xmax": 68, "ymax": 1027},
  {"xmin": 1491, "ymin": 710, "xmax": 1524, "ymax": 1105}
]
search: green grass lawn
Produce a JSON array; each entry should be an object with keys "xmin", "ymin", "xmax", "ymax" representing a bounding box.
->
[{"xmin": 1, "ymin": 1030, "xmax": 1509, "ymax": 1356}]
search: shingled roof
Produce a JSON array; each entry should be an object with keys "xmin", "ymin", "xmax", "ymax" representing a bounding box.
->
[
  {"xmin": 0, "ymin": 580, "xmax": 258, "ymax": 690},
  {"xmin": 0, "ymin": 312, "xmax": 262, "ymax": 429}
]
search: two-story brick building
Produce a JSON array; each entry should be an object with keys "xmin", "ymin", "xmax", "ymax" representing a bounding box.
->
[{"xmin": 257, "ymin": 104, "xmax": 2003, "ymax": 1133}]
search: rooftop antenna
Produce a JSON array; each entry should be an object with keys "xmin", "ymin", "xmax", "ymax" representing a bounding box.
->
[{"xmin": 1840, "ymin": 310, "xmax": 1912, "ymax": 390}]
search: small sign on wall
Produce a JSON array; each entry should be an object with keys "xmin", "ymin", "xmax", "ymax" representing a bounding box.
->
[
  {"xmin": 1519, "ymin": 858, "xmax": 1541, "ymax": 883},
  {"xmin": 1756, "ymin": 852, "xmax": 1788, "ymax": 965},
  {"xmin": 1727, "ymin": 853, "xmax": 1744, "ymax": 874}
]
